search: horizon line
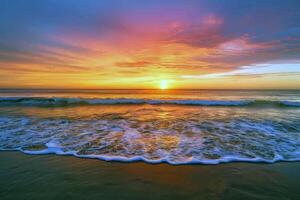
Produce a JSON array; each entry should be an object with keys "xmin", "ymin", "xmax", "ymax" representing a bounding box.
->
[{"xmin": 1, "ymin": 88, "xmax": 300, "ymax": 91}]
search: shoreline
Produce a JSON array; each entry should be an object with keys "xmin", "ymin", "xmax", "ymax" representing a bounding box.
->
[
  {"xmin": 1, "ymin": 151, "xmax": 300, "ymax": 200},
  {"xmin": 2, "ymin": 149, "xmax": 300, "ymax": 166}
]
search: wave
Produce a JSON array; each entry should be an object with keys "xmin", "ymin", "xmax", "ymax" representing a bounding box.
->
[
  {"xmin": 1, "ymin": 110, "xmax": 300, "ymax": 165},
  {"xmin": 0, "ymin": 97, "xmax": 300, "ymax": 107}
]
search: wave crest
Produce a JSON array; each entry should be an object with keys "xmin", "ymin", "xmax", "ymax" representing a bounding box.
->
[{"xmin": 0, "ymin": 97, "xmax": 299, "ymax": 107}]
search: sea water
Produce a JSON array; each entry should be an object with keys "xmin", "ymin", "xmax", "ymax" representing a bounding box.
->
[{"xmin": 0, "ymin": 89, "xmax": 299, "ymax": 164}]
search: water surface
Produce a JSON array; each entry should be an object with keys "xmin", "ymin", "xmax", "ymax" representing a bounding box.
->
[{"xmin": 0, "ymin": 89, "xmax": 300, "ymax": 164}]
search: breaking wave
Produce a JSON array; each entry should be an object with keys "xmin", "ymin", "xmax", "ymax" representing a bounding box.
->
[{"xmin": 0, "ymin": 97, "xmax": 300, "ymax": 107}]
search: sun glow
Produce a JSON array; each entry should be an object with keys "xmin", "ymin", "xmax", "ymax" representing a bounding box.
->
[{"xmin": 160, "ymin": 80, "xmax": 168, "ymax": 90}]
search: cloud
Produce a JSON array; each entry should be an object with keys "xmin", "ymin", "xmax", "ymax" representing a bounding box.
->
[
  {"xmin": 115, "ymin": 61, "xmax": 153, "ymax": 68},
  {"xmin": 181, "ymin": 63, "xmax": 300, "ymax": 79},
  {"xmin": 0, "ymin": 0, "xmax": 300, "ymax": 88}
]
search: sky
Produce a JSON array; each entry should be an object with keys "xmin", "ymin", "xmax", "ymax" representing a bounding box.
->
[{"xmin": 0, "ymin": 0, "xmax": 300, "ymax": 89}]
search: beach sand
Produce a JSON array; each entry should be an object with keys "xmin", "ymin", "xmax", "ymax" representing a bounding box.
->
[{"xmin": 0, "ymin": 152, "xmax": 300, "ymax": 200}]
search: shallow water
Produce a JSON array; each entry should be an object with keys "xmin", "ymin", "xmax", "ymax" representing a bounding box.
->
[{"xmin": 0, "ymin": 89, "xmax": 300, "ymax": 164}]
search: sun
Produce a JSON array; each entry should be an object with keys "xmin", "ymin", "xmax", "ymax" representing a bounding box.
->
[{"xmin": 160, "ymin": 80, "xmax": 168, "ymax": 90}]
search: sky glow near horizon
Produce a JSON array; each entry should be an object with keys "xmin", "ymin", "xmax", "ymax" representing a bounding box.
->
[{"xmin": 0, "ymin": 0, "xmax": 300, "ymax": 89}]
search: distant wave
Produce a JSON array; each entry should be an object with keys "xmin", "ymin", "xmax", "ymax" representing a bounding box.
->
[{"xmin": 0, "ymin": 97, "xmax": 300, "ymax": 107}]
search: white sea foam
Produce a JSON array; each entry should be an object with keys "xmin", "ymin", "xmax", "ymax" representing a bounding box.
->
[
  {"xmin": 1, "ymin": 97, "xmax": 300, "ymax": 107},
  {"xmin": 17, "ymin": 148, "xmax": 300, "ymax": 165},
  {"xmin": 1, "ymin": 109, "xmax": 300, "ymax": 165}
]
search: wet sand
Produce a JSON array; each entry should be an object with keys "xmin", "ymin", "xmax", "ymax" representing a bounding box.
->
[{"xmin": 0, "ymin": 152, "xmax": 300, "ymax": 200}]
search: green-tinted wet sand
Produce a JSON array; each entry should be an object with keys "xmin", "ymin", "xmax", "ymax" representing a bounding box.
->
[{"xmin": 0, "ymin": 152, "xmax": 300, "ymax": 200}]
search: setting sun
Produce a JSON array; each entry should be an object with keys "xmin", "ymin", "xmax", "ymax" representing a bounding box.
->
[{"xmin": 160, "ymin": 80, "xmax": 168, "ymax": 90}]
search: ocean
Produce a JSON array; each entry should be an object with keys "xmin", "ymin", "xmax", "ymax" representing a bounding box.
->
[{"xmin": 0, "ymin": 89, "xmax": 300, "ymax": 165}]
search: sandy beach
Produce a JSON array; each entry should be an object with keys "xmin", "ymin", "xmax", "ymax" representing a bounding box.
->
[{"xmin": 1, "ymin": 151, "xmax": 300, "ymax": 200}]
